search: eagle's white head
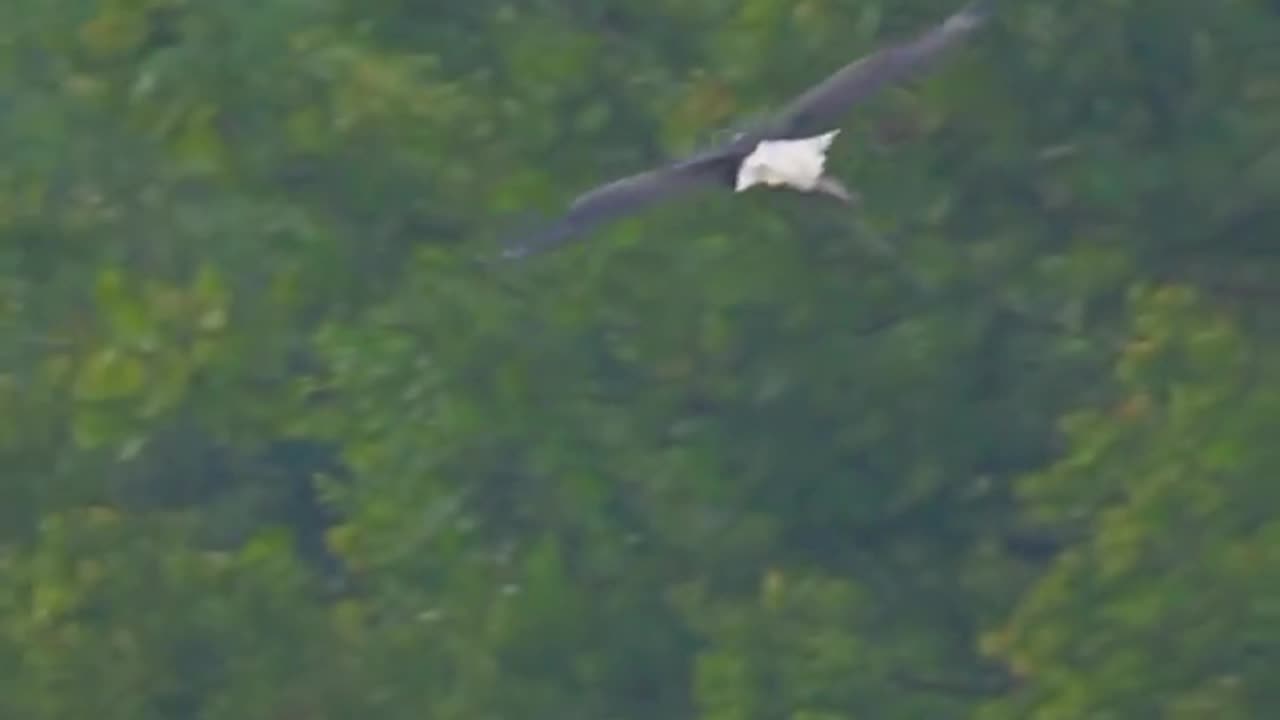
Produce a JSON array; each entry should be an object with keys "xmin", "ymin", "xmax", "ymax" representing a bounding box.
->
[{"xmin": 734, "ymin": 130, "xmax": 841, "ymax": 193}]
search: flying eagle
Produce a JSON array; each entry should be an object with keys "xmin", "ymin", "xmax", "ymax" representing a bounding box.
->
[{"xmin": 500, "ymin": 0, "xmax": 995, "ymax": 259}]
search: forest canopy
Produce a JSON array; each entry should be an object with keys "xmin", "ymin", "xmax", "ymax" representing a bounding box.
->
[{"xmin": 1, "ymin": 0, "xmax": 1278, "ymax": 717}]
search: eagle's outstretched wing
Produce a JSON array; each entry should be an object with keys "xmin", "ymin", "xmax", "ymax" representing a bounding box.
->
[
  {"xmin": 771, "ymin": 0, "xmax": 995, "ymax": 138},
  {"xmin": 499, "ymin": 151, "xmax": 735, "ymax": 259}
]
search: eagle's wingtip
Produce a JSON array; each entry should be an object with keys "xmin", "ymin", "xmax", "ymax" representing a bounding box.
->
[
  {"xmin": 495, "ymin": 217, "xmax": 585, "ymax": 261},
  {"xmin": 948, "ymin": 0, "xmax": 996, "ymax": 31}
]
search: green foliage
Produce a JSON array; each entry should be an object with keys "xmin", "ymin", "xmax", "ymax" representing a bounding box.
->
[
  {"xmin": 0, "ymin": 509, "xmax": 357, "ymax": 718},
  {"xmin": 1, "ymin": 0, "xmax": 1279, "ymax": 717},
  {"xmin": 980, "ymin": 286, "xmax": 1280, "ymax": 719}
]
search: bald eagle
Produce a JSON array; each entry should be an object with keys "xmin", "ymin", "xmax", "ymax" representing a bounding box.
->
[{"xmin": 501, "ymin": 0, "xmax": 994, "ymax": 259}]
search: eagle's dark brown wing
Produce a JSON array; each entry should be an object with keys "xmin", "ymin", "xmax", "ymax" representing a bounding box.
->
[
  {"xmin": 772, "ymin": 0, "xmax": 994, "ymax": 138},
  {"xmin": 499, "ymin": 150, "xmax": 737, "ymax": 259}
]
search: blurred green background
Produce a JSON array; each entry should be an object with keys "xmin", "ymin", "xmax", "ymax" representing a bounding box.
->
[{"xmin": 1, "ymin": 0, "xmax": 1278, "ymax": 717}]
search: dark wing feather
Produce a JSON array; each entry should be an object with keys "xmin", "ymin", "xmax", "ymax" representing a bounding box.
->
[
  {"xmin": 499, "ymin": 151, "xmax": 735, "ymax": 259},
  {"xmin": 772, "ymin": 0, "xmax": 994, "ymax": 137}
]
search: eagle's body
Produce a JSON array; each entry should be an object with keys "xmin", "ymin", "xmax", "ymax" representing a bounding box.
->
[
  {"xmin": 734, "ymin": 130, "xmax": 841, "ymax": 193},
  {"xmin": 500, "ymin": 0, "xmax": 995, "ymax": 259}
]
